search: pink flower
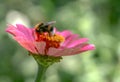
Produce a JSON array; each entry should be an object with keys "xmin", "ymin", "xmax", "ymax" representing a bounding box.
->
[{"xmin": 6, "ymin": 24, "xmax": 95, "ymax": 57}]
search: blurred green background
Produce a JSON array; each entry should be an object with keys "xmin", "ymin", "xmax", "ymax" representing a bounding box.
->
[{"xmin": 0, "ymin": 0, "xmax": 120, "ymax": 82}]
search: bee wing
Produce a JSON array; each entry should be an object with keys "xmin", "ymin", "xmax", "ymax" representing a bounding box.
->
[
  {"xmin": 50, "ymin": 27, "xmax": 55, "ymax": 35},
  {"xmin": 46, "ymin": 21, "xmax": 56, "ymax": 25}
]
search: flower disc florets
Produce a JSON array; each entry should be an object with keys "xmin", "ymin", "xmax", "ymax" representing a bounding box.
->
[{"xmin": 35, "ymin": 32, "xmax": 64, "ymax": 54}]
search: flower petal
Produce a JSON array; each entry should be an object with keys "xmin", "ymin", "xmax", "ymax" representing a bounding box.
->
[
  {"xmin": 73, "ymin": 44, "xmax": 95, "ymax": 55},
  {"xmin": 34, "ymin": 41, "xmax": 46, "ymax": 55},
  {"xmin": 6, "ymin": 24, "xmax": 23, "ymax": 36},
  {"xmin": 47, "ymin": 44, "xmax": 83, "ymax": 56},
  {"xmin": 47, "ymin": 47, "xmax": 78, "ymax": 57},
  {"xmin": 56, "ymin": 30, "xmax": 72, "ymax": 38},
  {"xmin": 61, "ymin": 34, "xmax": 79, "ymax": 47},
  {"xmin": 16, "ymin": 24, "xmax": 35, "ymax": 41},
  {"xmin": 80, "ymin": 44, "xmax": 95, "ymax": 51},
  {"xmin": 48, "ymin": 43, "xmax": 95, "ymax": 56},
  {"xmin": 47, "ymin": 47, "xmax": 61, "ymax": 56},
  {"xmin": 14, "ymin": 37, "xmax": 38, "ymax": 54},
  {"xmin": 6, "ymin": 24, "xmax": 35, "ymax": 42},
  {"xmin": 66, "ymin": 38, "xmax": 89, "ymax": 48},
  {"xmin": 57, "ymin": 44, "xmax": 85, "ymax": 56}
]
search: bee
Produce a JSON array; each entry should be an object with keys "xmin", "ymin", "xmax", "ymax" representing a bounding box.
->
[{"xmin": 35, "ymin": 21, "xmax": 56, "ymax": 36}]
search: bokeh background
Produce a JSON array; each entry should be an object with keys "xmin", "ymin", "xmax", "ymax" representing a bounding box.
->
[{"xmin": 0, "ymin": 0, "xmax": 120, "ymax": 82}]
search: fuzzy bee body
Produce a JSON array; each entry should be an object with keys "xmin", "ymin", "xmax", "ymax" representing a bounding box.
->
[{"xmin": 35, "ymin": 21, "xmax": 56, "ymax": 36}]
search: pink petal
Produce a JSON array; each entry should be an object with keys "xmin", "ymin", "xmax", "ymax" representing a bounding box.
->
[
  {"xmin": 6, "ymin": 24, "xmax": 23, "ymax": 36},
  {"xmin": 16, "ymin": 24, "xmax": 29, "ymax": 33},
  {"xmin": 47, "ymin": 47, "xmax": 61, "ymax": 56},
  {"xmin": 73, "ymin": 44, "xmax": 95, "ymax": 55},
  {"xmin": 57, "ymin": 30, "xmax": 85, "ymax": 48},
  {"xmin": 62, "ymin": 34, "xmax": 79, "ymax": 47},
  {"xmin": 48, "ymin": 43, "xmax": 95, "ymax": 56},
  {"xmin": 14, "ymin": 37, "xmax": 38, "ymax": 54},
  {"xmin": 34, "ymin": 41, "xmax": 46, "ymax": 55},
  {"xmin": 80, "ymin": 44, "xmax": 95, "ymax": 51},
  {"xmin": 66, "ymin": 38, "xmax": 89, "ymax": 48},
  {"xmin": 67, "ymin": 44, "xmax": 95, "ymax": 55},
  {"xmin": 6, "ymin": 24, "xmax": 35, "ymax": 42},
  {"xmin": 55, "ymin": 48, "xmax": 78, "ymax": 56},
  {"xmin": 47, "ymin": 47, "xmax": 78, "ymax": 57},
  {"xmin": 48, "ymin": 44, "xmax": 83, "ymax": 56},
  {"xmin": 56, "ymin": 30, "xmax": 72, "ymax": 38},
  {"xmin": 57, "ymin": 44, "xmax": 85, "ymax": 56},
  {"xmin": 16, "ymin": 24, "xmax": 35, "ymax": 41}
]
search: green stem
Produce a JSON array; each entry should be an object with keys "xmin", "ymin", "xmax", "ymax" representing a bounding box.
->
[
  {"xmin": 31, "ymin": 54, "xmax": 62, "ymax": 82},
  {"xmin": 35, "ymin": 64, "xmax": 48, "ymax": 82}
]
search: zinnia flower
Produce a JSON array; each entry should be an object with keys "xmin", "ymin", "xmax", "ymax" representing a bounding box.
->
[
  {"xmin": 6, "ymin": 23, "xmax": 95, "ymax": 82},
  {"xmin": 6, "ymin": 24, "xmax": 95, "ymax": 57}
]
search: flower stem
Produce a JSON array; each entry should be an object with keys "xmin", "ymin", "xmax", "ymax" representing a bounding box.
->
[
  {"xmin": 35, "ymin": 64, "xmax": 48, "ymax": 82},
  {"xmin": 31, "ymin": 54, "xmax": 62, "ymax": 82}
]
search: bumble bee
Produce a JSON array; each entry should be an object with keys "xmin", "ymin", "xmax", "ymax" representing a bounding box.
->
[{"xmin": 35, "ymin": 21, "xmax": 56, "ymax": 36}]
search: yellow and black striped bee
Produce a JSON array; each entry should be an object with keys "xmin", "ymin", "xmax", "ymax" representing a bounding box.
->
[{"xmin": 35, "ymin": 21, "xmax": 56, "ymax": 36}]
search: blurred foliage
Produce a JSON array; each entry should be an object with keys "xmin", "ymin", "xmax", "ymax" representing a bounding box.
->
[{"xmin": 0, "ymin": 0, "xmax": 120, "ymax": 82}]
